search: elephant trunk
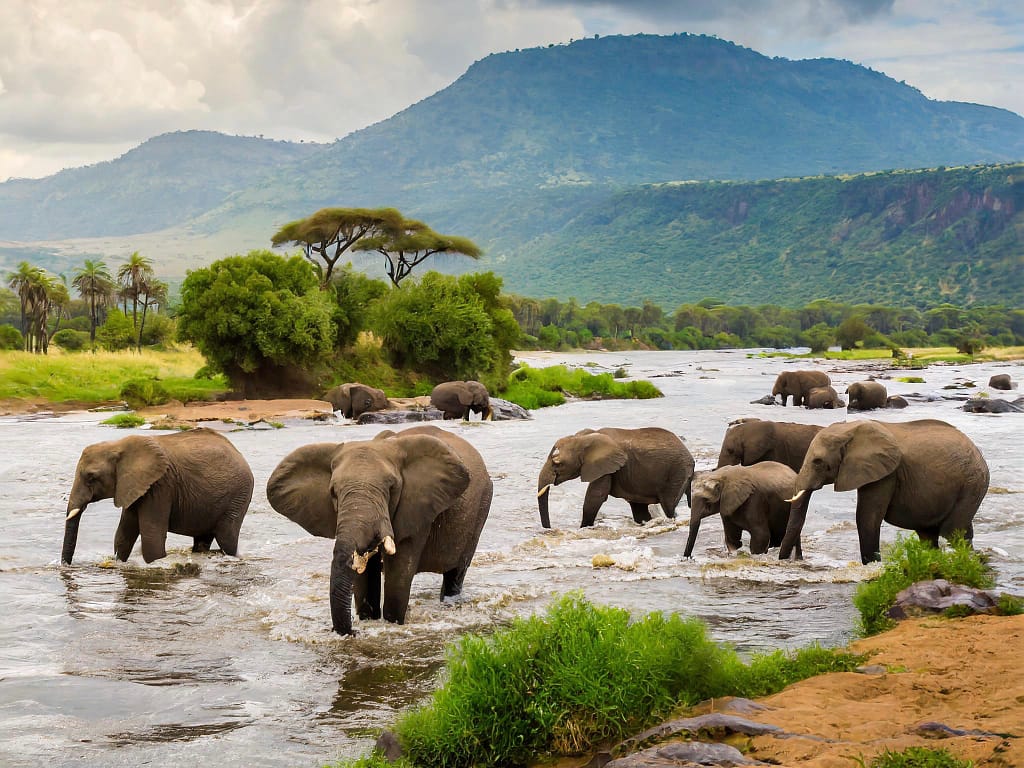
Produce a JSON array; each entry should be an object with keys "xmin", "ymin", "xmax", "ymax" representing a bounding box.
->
[
  {"xmin": 683, "ymin": 501, "xmax": 714, "ymax": 558},
  {"xmin": 537, "ymin": 464, "xmax": 555, "ymax": 529},
  {"xmin": 61, "ymin": 509, "xmax": 83, "ymax": 565},
  {"xmin": 330, "ymin": 538, "xmax": 357, "ymax": 635},
  {"xmin": 779, "ymin": 491, "xmax": 811, "ymax": 560}
]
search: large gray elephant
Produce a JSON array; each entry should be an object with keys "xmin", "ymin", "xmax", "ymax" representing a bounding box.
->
[
  {"xmin": 537, "ymin": 427, "xmax": 695, "ymax": 528},
  {"xmin": 62, "ymin": 428, "xmax": 254, "ymax": 565},
  {"xmin": 772, "ymin": 370, "xmax": 831, "ymax": 406},
  {"xmin": 325, "ymin": 382, "xmax": 389, "ymax": 419},
  {"xmin": 780, "ymin": 419, "xmax": 989, "ymax": 564},
  {"xmin": 805, "ymin": 385, "xmax": 844, "ymax": 409},
  {"xmin": 430, "ymin": 380, "xmax": 492, "ymax": 420},
  {"xmin": 266, "ymin": 425, "xmax": 492, "ymax": 635},
  {"xmin": 716, "ymin": 418, "xmax": 823, "ymax": 473},
  {"xmin": 846, "ymin": 381, "xmax": 888, "ymax": 410},
  {"xmin": 684, "ymin": 462, "xmax": 801, "ymax": 558}
]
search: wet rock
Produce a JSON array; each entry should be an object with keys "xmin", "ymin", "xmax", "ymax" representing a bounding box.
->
[
  {"xmin": 373, "ymin": 730, "xmax": 403, "ymax": 761},
  {"xmin": 750, "ymin": 394, "xmax": 778, "ymax": 405},
  {"xmin": 915, "ymin": 721, "xmax": 1004, "ymax": 739},
  {"xmin": 885, "ymin": 395, "xmax": 909, "ymax": 409},
  {"xmin": 616, "ymin": 714, "xmax": 781, "ymax": 757},
  {"xmin": 358, "ymin": 409, "xmax": 444, "ymax": 424},
  {"xmin": 987, "ymin": 374, "xmax": 1014, "ymax": 390},
  {"xmin": 605, "ymin": 740, "xmax": 766, "ymax": 767},
  {"xmin": 716, "ymin": 698, "xmax": 772, "ymax": 716},
  {"xmin": 961, "ymin": 397, "xmax": 1024, "ymax": 413},
  {"xmin": 855, "ymin": 664, "xmax": 888, "ymax": 675},
  {"xmin": 886, "ymin": 579, "xmax": 1000, "ymax": 620},
  {"xmin": 489, "ymin": 397, "xmax": 531, "ymax": 420}
]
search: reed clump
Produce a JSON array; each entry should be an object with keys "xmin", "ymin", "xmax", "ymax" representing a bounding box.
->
[{"xmin": 501, "ymin": 364, "xmax": 662, "ymax": 409}]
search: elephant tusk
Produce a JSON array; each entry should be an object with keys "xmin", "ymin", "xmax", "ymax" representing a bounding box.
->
[
  {"xmin": 66, "ymin": 507, "xmax": 82, "ymax": 521},
  {"xmin": 383, "ymin": 536, "xmax": 396, "ymax": 555},
  {"xmin": 351, "ymin": 549, "xmax": 371, "ymax": 574},
  {"xmin": 785, "ymin": 489, "xmax": 807, "ymax": 503},
  {"xmin": 537, "ymin": 484, "xmax": 552, "ymax": 497}
]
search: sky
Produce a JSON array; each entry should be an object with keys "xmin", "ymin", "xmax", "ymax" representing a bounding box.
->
[{"xmin": 1, "ymin": 0, "xmax": 1022, "ymax": 181}]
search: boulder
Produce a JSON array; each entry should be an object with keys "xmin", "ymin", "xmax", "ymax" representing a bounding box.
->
[
  {"xmin": 961, "ymin": 397, "xmax": 1024, "ymax": 413},
  {"xmin": 886, "ymin": 579, "xmax": 1000, "ymax": 620}
]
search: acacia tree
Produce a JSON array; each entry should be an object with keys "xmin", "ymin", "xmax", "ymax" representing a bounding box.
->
[
  {"xmin": 271, "ymin": 207, "xmax": 401, "ymax": 285},
  {"xmin": 354, "ymin": 215, "xmax": 482, "ymax": 287},
  {"xmin": 72, "ymin": 259, "xmax": 115, "ymax": 343}
]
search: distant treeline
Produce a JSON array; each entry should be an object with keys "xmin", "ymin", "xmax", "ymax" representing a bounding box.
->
[{"xmin": 504, "ymin": 295, "xmax": 1024, "ymax": 353}]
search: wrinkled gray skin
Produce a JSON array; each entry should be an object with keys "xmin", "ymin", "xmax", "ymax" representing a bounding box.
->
[
  {"xmin": 537, "ymin": 427, "xmax": 694, "ymax": 528},
  {"xmin": 846, "ymin": 381, "xmax": 888, "ymax": 410},
  {"xmin": 988, "ymin": 373, "xmax": 1014, "ymax": 391},
  {"xmin": 63, "ymin": 428, "xmax": 254, "ymax": 565},
  {"xmin": 430, "ymin": 380, "xmax": 492, "ymax": 420},
  {"xmin": 266, "ymin": 425, "xmax": 492, "ymax": 635},
  {"xmin": 684, "ymin": 462, "xmax": 801, "ymax": 558},
  {"xmin": 780, "ymin": 419, "xmax": 989, "ymax": 564},
  {"xmin": 772, "ymin": 370, "xmax": 831, "ymax": 406},
  {"xmin": 716, "ymin": 418, "xmax": 823, "ymax": 473},
  {"xmin": 962, "ymin": 396, "xmax": 1024, "ymax": 413},
  {"xmin": 805, "ymin": 385, "xmax": 844, "ymax": 409},
  {"xmin": 325, "ymin": 382, "xmax": 389, "ymax": 419}
]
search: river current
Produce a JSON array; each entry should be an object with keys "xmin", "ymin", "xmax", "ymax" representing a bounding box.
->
[{"xmin": 1, "ymin": 350, "xmax": 1021, "ymax": 767}]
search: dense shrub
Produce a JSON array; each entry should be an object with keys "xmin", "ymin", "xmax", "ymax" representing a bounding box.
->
[
  {"xmin": 102, "ymin": 413, "xmax": 147, "ymax": 428},
  {"xmin": 0, "ymin": 324, "xmax": 25, "ymax": 350},
  {"xmin": 51, "ymin": 329, "xmax": 90, "ymax": 350},
  {"xmin": 857, "ymin": 746, "xmax": 973, "ymax": 768},
  {"xmin": 500, "ymin": 364, "xmax": 662, "ymax": 409},
  {"xmin": 120, "ymin": 378, "xmax": 171, "ymax": 409},
  {"xmin": 96, "ymin": 309, "xmax": 135, "ymax": 351}
]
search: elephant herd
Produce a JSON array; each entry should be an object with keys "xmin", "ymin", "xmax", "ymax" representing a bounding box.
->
[
  {"xmin": 61, "ymin": 367, "xmax": 993, "ymax": 636},
  {"xmin": 323, "ymin": 379, "xmax": 494, "ymax": 421}
]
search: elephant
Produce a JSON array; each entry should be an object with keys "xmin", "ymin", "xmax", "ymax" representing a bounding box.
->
[
  {"xmin": 886, "ymin": 395, "xmax": 909, "ymax": 409},
  {"xmin": 537, "ymin": 427, "xmax": 695, "ymax": 528},
  {"xmin": 266, "ymin": 424, "xmax": 492, "ymax": 635},
  {"xmin": 805, "ymin": 385, "xmax": 844, "ymax": 409},
  {"xmin": 780, "ymin": 419, "xmax": 989, "ymax": 565},
  {"xmin": 846, "ymin": 381, "xmax": 888, "ymax": 410},
  {"xmin": 62, "ymin": 428, "xmax": 254, "ymax": 565},
  {"xmin": 430, "ymin": 380, "xmax": 492, "ymax": 420},
  {"xmin": 716, "ymin": 418, "xmax": 823, "ymax": 473},
  {"xmin": 325, "ymin": 382, "xmax": 389, "ymax": 419},
  {"xmin": 683, "ymin": 462, "xmax": 801, "ymax": 558},
  {"xmin": 962, "ymin": 397, "xmax": 1024, "ymax": 413},
  {"xmin": 988, "ymin": 374, "xmax": 1014, "ymax": 391},
  {"xmin": 772, "ymin": 370, "xmax": 831, "ymax": 407}
]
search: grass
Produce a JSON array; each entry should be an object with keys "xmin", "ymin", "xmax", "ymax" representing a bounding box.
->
[
  {"xmin": 499, "ymin": 364, "xmax": 663, "ymax": 410},
  {"xmin": 359, "ymin": 594, "xmax": 863, "ymax": 768},
  {"xmin": 852, "ymin": 535, "xmax": 995, "ymax": 636},
  {"xmin": 853, "ymin": 746, "xmax": 974, "ymax": 767},
  {"xmin": 101, "ymin": 413, "xmax": 147, "ymax": 428},
  {"xmin": 0, "ymin": 347, "xmax": 228, "ymax": 404}
]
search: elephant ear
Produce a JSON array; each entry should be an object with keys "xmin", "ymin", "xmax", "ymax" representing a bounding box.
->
[
  {"xmin": 456, "ymin": 385, "xmax": 475, "ymax": 406},
  {"xmin": 719, "ymin": 469, "xmax": 756, "ymax": 517},
  {"xmin": 266, "ymin": 443, "xmax": 340, "ymax": 538},
  {"xmin": 392, "ymin": 434, "xmax": 470, "ymax": 540},
  {"xmin": 114, "ymin": 436, "xmax": 170, "ymax": 509},
  {"xmin": 578, "ymin": 433, "xmax": 628, "ymax": 483},
  {"xmin": 835, "ymin": 422, "xmax": 902, "ymax": 492}
]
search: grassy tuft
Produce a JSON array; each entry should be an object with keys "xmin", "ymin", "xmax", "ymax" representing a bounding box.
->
[
  {"xmin": 854, "ymin": 746, "xmax": 973, "ymax": 767},
  {"xmin": 500, "ymin": 365, "xmax": 662, "ymax": 410},
  {"xmin": 101, "ymin": 413, "xmax": 147, "ymax": 429},
  {"xmin": 853, "ymin": 535, "xmax": 995, "ymax": 636},
  {"xmin": 327, "ymin": 756, "xmax": 415, "ymax": 768},
  {"xmin": 389, "ymin": 594, "xmax": 862, "ymax": 767}
]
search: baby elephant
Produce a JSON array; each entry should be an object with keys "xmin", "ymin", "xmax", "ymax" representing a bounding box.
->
[
  {"xmin": 805, "ymin": 385, "xmax": 844, "ymax": 409},
  {"xmin": 846, "ymin": 380, "xmax": 888, "ymax": 410},
  {"xmin": 684, "ymin": 462, "xmax": 800, "ymax": 558}
]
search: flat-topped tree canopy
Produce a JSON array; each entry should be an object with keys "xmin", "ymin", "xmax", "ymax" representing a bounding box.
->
[
  {"xmin": 354, "ymin": 215, "xmax": 483, "ymax": 286},
  {"xmin": 270, "ymin": 207, "xmax": 403, "ymax": 285}
]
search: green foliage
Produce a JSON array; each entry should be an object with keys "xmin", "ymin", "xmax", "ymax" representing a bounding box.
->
[
  {"xmin": 51, "ymin": 329, "xmax": 89, "ymax": 350},
  {"xmin": 855, "ymin": 746, "xmax": 973, "ymax": 768},
  {"xmin": 0, "ymin": 324, "xmax": 24, "ymax": 350},
  {"xmin": 897, "ymin": 376, "xmax": 926, "ymax": 383},
  {"xmin": 327, "ymin": 756, "xmax": 415, "ymax": 768},
  {"xmin": 176, "ymin": 250, "xmax": 335, "ymax": 395},
  {"xmin": 102, "ymin": 413, "xmax": 147, "ymax": 429},
  {"xmin": 119, "ymin": 378, "xmax": 171, "ymax": 408},
  {"xmin": 96, "ymin": 309, "xmax": 135, "ymax": 351},
  {"xmin": 500, "ymin": 364, "xmax": 662, "ymax": 410},
  {"xmin": 997, "ymin": 593, "xmax": 1024, "ymax": 615},
  {"xmin": 392, "ymin": 594, "xmax": 862, "ymax": 767},
  {"xmin": 329, "ymin": 264, "xmax": 390, "ymax": 348},
  {"xmin": 853, "ymin": 535, "xmax": 995, "ymax": 636}
]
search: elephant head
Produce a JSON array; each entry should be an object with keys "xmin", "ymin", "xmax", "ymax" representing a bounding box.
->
[
  {"xmin": 267, "ymin": 434, "xmax": 470, "ymax": 635},
  {"xmin": 537, "ymin": 429, "xmax": 627, "ymax": 528},
  {"xmin": 780, "ymin": 421, "xmax": 900, "ymax": 558},
  {"xmin": 684, "ymin": 470, "xmax": 754, "ymax": 557},
  {"xmin": 64, "ymin": 436, "xmax": 170, "ymax": 565}
]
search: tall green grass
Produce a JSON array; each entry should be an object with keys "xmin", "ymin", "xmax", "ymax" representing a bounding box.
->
[
  {"xmin": 380, "ymin": 594, "xmax": 862, "ymax": 768},
  {"xmin": 853, "ymin": 535, "xmax": 995, "ymax": 636},
  {"xmin": 853, "ymin": 746, "xmax": 974, "ymax": 768},
  {"xmin": 500, "ymin": 364, "xmax": 662, "ymax": 409}
]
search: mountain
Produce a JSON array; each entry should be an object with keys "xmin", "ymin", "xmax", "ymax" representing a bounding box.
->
[{"xmin": 1, "ymin": 33, "xmax": 1022, "ymax": 308}]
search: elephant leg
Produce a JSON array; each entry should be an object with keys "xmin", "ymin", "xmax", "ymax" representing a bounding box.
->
[
  {"xmin": 114, "ymin": 511, "xmax": 140, "ymax": 561},
  {"xmin": 581, "ymin": 476, "xmax": 612, "ymax": 527},
  {"xmin": 441, "ymin": 565, "xmax": 468, "ymax": 599},
  {"xmin": 748, "ymin": 528, "xmax": 770, "ymax": 554},
  {"xmin": 915, "ymin": 527, "xmax": 940, "ymax": 548},
  {"xmin": 212, "ymin": 516, "xmax": 241, "ymax": 557},
  {"xmin": 723, "ymin": 520, "xmax": 744, "ymax": 552},
  {"xmin": 629, "ymin": 501, "xmax": 653, "ymax": 524},
  {"xmin": 381, "ymin": 559, "xmax": 416, "ymax": 625},
  {"xmin": 854, "ymin": 481, "xmax": 895, "ymax": 564},
  {"xmin": 354, "ymin": 552, "xmax": 383, "ymax": 620},
  {"xmin": 659, "ymin": 488, "xmax": 682, "ymax": 519},
  {"xmin": 192, "ymin": 533, "xmax": 215, "ymax": 553}
]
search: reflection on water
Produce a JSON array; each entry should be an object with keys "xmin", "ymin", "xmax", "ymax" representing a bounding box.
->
[{"xmin": 0, "ymin": 350, "xmax": 1021, "ymax": 767}]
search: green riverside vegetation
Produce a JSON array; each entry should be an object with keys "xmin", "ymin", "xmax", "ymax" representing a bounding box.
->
[{"xmin": 853, "ymin": 746, "xmax": 975, "ymax": 768}]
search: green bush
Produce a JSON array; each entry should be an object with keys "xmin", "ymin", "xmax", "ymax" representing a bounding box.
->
[
  {"xmin": 499, "ymin": 364, "xmax": 663, "ymax": 410},
  {"xmin": 0, "ymin": 324, "xmax": 24, "ymax": 350},
  {"xmin": 102, "ymin": 413, "xmax": 147, "ymax": 428},
  {"xmin": 51, "ymin": 329, "xmax": 90, "ymax": 350},
  {"xmin": 390, "ymin": 594, "xmax": 862, "ymax": 768},
  {"xmin": 853, "ymin": 535, "xmax": 995, "ymax": 636},
  {"xmin": 120, "ymin": 378, "xmax": 171, "ymax": 409},
  {"xmin": 97, "ymin": 309, "xmax": 135, "ymax": 351},
  {"xmin": 856, "ymin": 746, "xmax": 973, "ymax": 768}
]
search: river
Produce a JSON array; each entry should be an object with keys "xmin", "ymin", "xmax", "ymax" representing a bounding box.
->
[{"xmin": 1, "ymin": 350, "xmax": 1021, "ymax": 767}]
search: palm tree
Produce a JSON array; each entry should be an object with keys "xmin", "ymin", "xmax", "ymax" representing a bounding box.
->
[
  {"xmin": 136, "ymin": 278, "xmax": 168, "ymax": 350},
  {"xmin": 117, "ymin": 252, "xmax": 154, "ymax": 340},
  {"xmin": 46, "ymin": 276, "xmax": 71, "ymax": 342},
  {"xmin": 72, "ymin": 260, "xmax": 114, "ymax": 344},
  {"xmin": 7, "ymin": 261, "xmax": 40, "ymax": 344}
]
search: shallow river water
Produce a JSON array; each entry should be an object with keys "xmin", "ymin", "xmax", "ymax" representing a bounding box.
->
[{"xmin": 1, "ymin": 350, "xmax": 1021, "ymax": 768}]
